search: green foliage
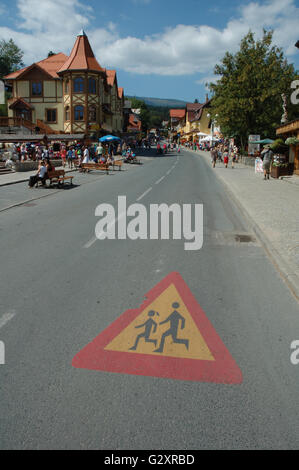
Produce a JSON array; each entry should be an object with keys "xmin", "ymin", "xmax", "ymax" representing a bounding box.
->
[
  {"xmin": 209, "ymin": 30, "xmax": 297, "ymax": 149},
  {"xmin": 128, "ymin": 97, "xmax": 171, "ymax": 131},
  {"xmin": 0, "ymin": 39, "xmax": 24, "ymax": 78},
  {"xmin": 0, "ymin": 103, "xmax": 7, "ymax": 116},
  {"xmin": 285, "ymin": 136, "xmax": 299, "ymax": 145},
  {"xmin": 270, "ymin": 138, "xmax": 287, "ymax": 152}
]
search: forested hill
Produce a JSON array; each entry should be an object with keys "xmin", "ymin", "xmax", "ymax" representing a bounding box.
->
[{"xmin": 127, "ymin": 96, "xmax": 187, "ymax": 108}]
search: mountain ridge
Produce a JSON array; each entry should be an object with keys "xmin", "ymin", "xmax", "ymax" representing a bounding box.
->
[{"xmin": 126, "ymin": 95, "xmax": 187, "ymax": 108}]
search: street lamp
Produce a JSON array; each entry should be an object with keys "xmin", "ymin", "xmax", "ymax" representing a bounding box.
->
[{"xmin": 207, "ymin": 113, "xmax": 218, "ymax": 141}]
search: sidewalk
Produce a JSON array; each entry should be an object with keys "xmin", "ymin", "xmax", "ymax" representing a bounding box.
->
[
  {"xmin": 0, "ymin": 166, "xmax": 77, "ymax": 187},
  {"xmin": 187, "ymin": 148, "xmax": 299, "ymax": 301}
]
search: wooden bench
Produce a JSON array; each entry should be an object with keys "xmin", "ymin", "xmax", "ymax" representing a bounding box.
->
[
  {"xmin": 47, "ymin": 169, "xmax": 74, "ymax": 187},
  {"xmin": 81, "ymin": 163, "xmax": 109, "ymax": 175},
  {"xmin": 111, "ymin": 160, "xmax": 123, "ymax": 171}
]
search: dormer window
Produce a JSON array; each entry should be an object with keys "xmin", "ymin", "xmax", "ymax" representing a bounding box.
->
[{"xmin": 73, "ymin": 77, "xmax": 84, "ymax": 93}]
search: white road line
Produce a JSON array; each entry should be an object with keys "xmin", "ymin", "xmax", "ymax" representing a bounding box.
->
[
  {"xmin": 136, "ymin": 187, "xmax": 152, "ymax": 202},
  {"xmin": 84, "ymin": 211, "xmax": 127, "ymax": 248},
  {"xmin": 166, "ymin": 169, "xmax": 172, "ymax": 175},
  {"xmin": 83, "ymin": 235, "xmax": 97, "ymax": 249},
  {"xmin": 96, "ymin": 211, "xmax": 127, "ymax": 240},
  {"xmin": 0, "ymin": 312, "xmax": 16, "ymax": 330},
  {"xmin": 155, "ymin": 176, "xmax": 165, "ymax": 185}
]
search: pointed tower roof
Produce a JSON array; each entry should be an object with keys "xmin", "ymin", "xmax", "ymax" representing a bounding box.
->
[{"xmin": 58, "ymin": 31, "xmax": 105, "ymax": 74}]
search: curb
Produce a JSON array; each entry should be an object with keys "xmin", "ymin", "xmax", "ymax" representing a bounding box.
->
[
  {"xmin": 0, "ymin": 189, "xmax": 62, "ymax": 213},
  {"xmin": 186, "ymin": 147, "xmax": 299, "ymax": 303}
]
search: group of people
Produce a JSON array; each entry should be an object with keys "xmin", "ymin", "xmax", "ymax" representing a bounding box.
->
[
  {"xmin": 4, "ymin": 142, "xmax": 59, "ymax": 162},
  {"xmin": 61, "ymin": 143, "xmax": 111, "ymax": 169},
  {"xmin": 156, "ymin": 141, "xmax": 181, "ymax": 155},
  {"xmin": 210, "ymin": 144, "xmax": 239, "ymax": 169}
]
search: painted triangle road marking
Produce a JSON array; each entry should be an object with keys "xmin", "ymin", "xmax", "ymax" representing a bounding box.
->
[{"xmin": 72, "ymin": 272, "xmax": 243, "ymax": 384}]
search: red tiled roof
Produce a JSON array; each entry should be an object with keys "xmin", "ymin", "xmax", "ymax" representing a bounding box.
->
[
  {"xmin": 170, "ymin": 109, "xmax": 186, "ymax": 119},
  {"xmin": 128, "ymin": 114, "xmax": 141, "ymax": 130},
  {"xmin": 106, "ymin": 70, "xmax": 116, "ymax": 86},
  {"xmin": 186, "ymin": 103, "xmax": 202, "ymax": 111},
  {"xmin": 4, "ymin": 53, "xmax": 68, "ymax": 80},
  {"xmin": 118, "ymin": 87, "xmax": 124, "ymax": 99},
  {"xmin": 58, "ymin": 31, "xmax": 105, "ymax": 73},
  {"xmin": 8, "ymin": 97, "xmax": 34, "ymax": 110}
]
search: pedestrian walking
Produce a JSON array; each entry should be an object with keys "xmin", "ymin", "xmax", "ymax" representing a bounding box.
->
[
  {"xmin": 231, "ymin": 152, "xmax": 236, "ymax": 169},
  {"xmin": 61, "ymin": 147, "xmax": 66, "ymax": 167},
  {"xmin": 82, "ymin": 146, "xmax": 90, "ymax": 164},
  {"xmin": 67, "ymin": 147, "xmax": 73, "ymax": 168},
  {"xmin": 261, "ymin": 145, "xmax": 274, "ymax": 180},
  {"xmin": 223, "ymin": 148, "xmax": 229, "ymax": 168},
  {"xmin": 211, "ymin": 147, "xmax": 217, "ymax": 168}
]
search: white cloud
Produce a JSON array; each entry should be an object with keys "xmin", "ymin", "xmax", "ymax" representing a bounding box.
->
[{"xmin": 0, "ymin": 0, "xmax": 298, "ymax": 78}]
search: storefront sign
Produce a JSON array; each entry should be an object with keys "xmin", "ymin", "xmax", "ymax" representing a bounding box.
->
[
  {"xmin": 255, "ymin": 157, "xmax": 263, "ymax": 173},
  {"xmin": 248, "ymin": 135, "xmax": 260, "ymax": 155}
]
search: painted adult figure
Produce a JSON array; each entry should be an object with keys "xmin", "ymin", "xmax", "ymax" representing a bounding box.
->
[
  {"xmin": 154, "ymin": 303, "xmax": 189, "ymax": 353},
  {"xmin": 129, "ymin": 311, "xmax": 158, "ymax": 351}
]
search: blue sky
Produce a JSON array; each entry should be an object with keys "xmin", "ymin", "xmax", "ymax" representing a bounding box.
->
[{"xmin": 0, "ymin": 0, "xmax": 298, "ymax": 102}]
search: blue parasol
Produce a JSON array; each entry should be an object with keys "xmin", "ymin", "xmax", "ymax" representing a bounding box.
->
[{"xmin": 99, "ymin": 135, "xmax": 121, "ymax": 143}]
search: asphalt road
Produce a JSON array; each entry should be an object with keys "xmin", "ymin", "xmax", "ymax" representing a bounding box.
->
[{"xmin": 0, "ymin": 147, "xmax": 298, "ymax": 450}]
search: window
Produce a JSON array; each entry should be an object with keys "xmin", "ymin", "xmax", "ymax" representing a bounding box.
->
[
  {"xmin": 73, "ymin": 77, "xmax": 84, "ymax": 93},
  {"xmin": 46, "ymin": 109, "xmax": 57, "ymax": 123},
  {"xmin": 65, "ymin": 80, "xmax": 69, "ymax": 94},
  {"xmin": 31, "ymin": 81, "xmax": 42, "ymax": 96},
  {"xmin": 89, "ymin": 106, "xmax": 97, "ymax": 122},
  {"xmin": 65, "ymin": 106, "xmax": 70, "ymax": 121},
  {"xmin": 74, "ymin": 105, "xmax": 84, "ymax": 121},
  {"xmin": 88, "ymin": 78, "xmax": 96, "ymax": 94}
]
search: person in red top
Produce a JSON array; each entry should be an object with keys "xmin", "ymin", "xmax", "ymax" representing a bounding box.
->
[
  {"xmin": 223, "ymin": 148, "xmax": 229, "ymax": 168},
  {"xmin": 61, "ymin": 147, "xmax": 67, "ymax": 167}
]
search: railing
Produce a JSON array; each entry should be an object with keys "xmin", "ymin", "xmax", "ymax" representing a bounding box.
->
[{"xmin": 0, "ymin": 117, "xmax": 37, "ymax": 132}]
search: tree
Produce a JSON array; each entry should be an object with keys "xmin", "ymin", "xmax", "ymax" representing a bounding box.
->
[
  {"xmin": 194, "ymin": 98, "xmax": 199, "ymax": 103},
  {"xmin": 209, "ymin": 30, "xmax": 298, "ymax": 149},
  {"xmin": 130, "ymin": 97, "xmax": 150, "ymax": 132},
  {"xmin": 0, "ymin": 39, "xmax": 24, "ymax": 78},
  {"xmin": 128, "ymin": 97, "xmax": 175, "ymax": 132}
]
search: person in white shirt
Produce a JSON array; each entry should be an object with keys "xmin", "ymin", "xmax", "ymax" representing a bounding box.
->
[
  {"xmin": 28, "ymin": 161, "xmax": 48, "ymax": 188},
  {"xmin": 96, "ymin": 144, "xmax": 103, "ymax": 157},
  {"xmin": 82, "ymin": 147, "xmax": 90, "ymax": 164}
]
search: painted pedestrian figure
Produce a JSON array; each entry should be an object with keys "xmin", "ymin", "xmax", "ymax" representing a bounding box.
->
[
  {"xmin": 129, "ymin": 310, "xmax": 159, "ymax": 350},
  {"xmin": 154, "ymin": 302, "xmax": 189, "ymax": 353}
]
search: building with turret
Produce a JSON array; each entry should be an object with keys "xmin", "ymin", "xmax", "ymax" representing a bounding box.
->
[{"xmin": 3, "ymin": 31, "xmax": 124, "ymax": 137}]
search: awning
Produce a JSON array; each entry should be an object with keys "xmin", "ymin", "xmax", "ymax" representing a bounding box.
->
[
  {"xmin": 47, "ymin": 134, "xmax": 86, "ymax": 141},
  {"xmin": 250, "ymin": 138, "xmax": 274, "ymax": 144},
  {"xmin": 0, "ymin": 134, "xmax": 45, "ymax": 142}
]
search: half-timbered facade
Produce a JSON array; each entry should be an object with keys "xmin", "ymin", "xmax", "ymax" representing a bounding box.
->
[{"xmin": 4, "ymin": 31, "xmax": 124, "ymax": 136}]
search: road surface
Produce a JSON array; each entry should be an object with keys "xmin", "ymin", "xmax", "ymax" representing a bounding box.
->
[{"xmin": 0, "ymin": 147, "xmax": 298, "ymax": 449}]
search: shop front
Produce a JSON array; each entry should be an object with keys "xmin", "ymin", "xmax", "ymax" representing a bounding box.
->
[{"xmin": 276, "ymin": 119, "xmax": 299, "ymax": 176}]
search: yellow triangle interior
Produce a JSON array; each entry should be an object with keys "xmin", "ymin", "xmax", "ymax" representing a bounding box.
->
[{"xmin": 105, "ymin": 284, "xmax": 215, "ymax": 361}]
